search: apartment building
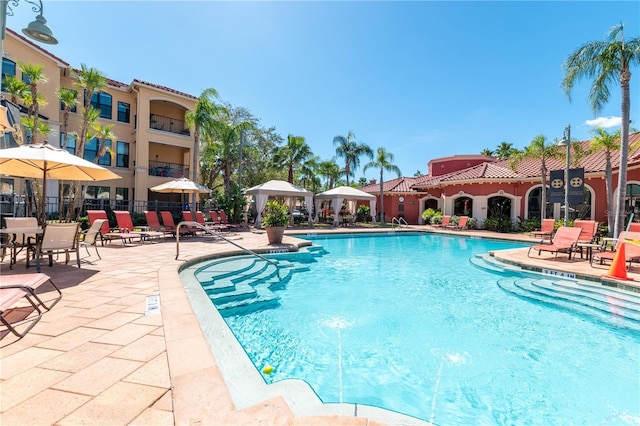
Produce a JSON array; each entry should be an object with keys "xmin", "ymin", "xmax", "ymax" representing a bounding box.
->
[{"xmin": 1, "ymin": 28, "xmax": 197, "ymax": 217}]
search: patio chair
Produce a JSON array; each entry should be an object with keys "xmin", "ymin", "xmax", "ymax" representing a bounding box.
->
[
  {"xmin": 4, "ymin": 217, "xmax": 39, "ymax": 267},
  {"xmin": 87, "ymin": 210, "xmax": 141, "ymax": 245},
  {"xmin": 447, "ymin": 216, "xmax": 469, "ymax": 230},
  {"xmin": 571, "ymin": 220, "xmax": 599, "ymax": 259},
  {"xmin": 160, "ymin": 211, "xmax": 193, "ymax": 237},
  {"xmin": 79, "ymin": 219, "xmax": 106, "ymax": 261},
  {"xmin": 181, "ymin": 211, "xmax": 207, "ymax": 235},
  {"xmin": 114, "ymin": 211, "xmax": 165, "ymax": 242},
  {"xmin": 591, "ymin": 231, "xmax": 640, "ymax": 269},
  {"xmin": 144, "ymin": 211, "xmax": 173, "ymax": 237},
  {"xmin": 27, "ymin": 222, "xmax": 81, "ymax": 270},
  {"xmin": 531, "ymin": 219, "xmax": 555, "ymax": 241},
  {"xmin": 194, "ymin": 211, "xmax": 227, "ymax": 232},
  {"xmin": 1, "ymin": 273, "xmax": 61, "ymax": 339},
  {"xmin": 216, "ymin": 210, "xmax": 241, "ymax": 231},
  {"xmin": 527, "ymin": 226, "xmax": 582, "ymax": 260},
  {"xmin": 432, "ymin": 215, "xmax": 451, "ymax": 228}
]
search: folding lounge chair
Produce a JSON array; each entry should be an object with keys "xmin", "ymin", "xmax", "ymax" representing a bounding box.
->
[
  {"xmin": 181, "ymin": 211, "xmax": 207, "ymax": 235},
  {"xmin": 531, "ymin": 219, "xmax": 555, "ymax": 241},
  {"xmin": 1, "ymin": 273, "xmax": 61, "ymax": 339},
  {"xmin": 144, "ymin": 211, "xmax": 173, "ymax": 238},
  {"xmin": 194, "ymin": 211, "xmax": 227, "ymax": 232},
  {"xmin": 217, "ymin": 210, "xmax": 243, "ymax": 231},
  {"xmin": 447, "ymin": 216, "xmax": 469, "ymax": 230},
  {"xmin": 571, "ymin": 220, "xmax": 599, "ymax": 259},
  {"xmin": 87, "ymin": 210, "xmax": 140, "ymax": 245},
  {"xmin": 160, "ymin": 211, "xmax": 193, "ymax": 237},
  {"xmin": 591, "ymin": 231, "xmax": 640, "ymax": 269},
  {"xmin": 114, "ymin": 211, "xmax": 165, "ymax": 242},
  {"xmin": 527, "ymin": 226, "xmax": 582, "ymax": 260},
  {"xmin": 432, "ymin": 215, "xmax": 451, "ymax": 228}
]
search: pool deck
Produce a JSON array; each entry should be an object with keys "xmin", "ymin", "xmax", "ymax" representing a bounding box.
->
[{"xmin": 1, "ymin": 225, "xmax": 638, "ymax": 425}]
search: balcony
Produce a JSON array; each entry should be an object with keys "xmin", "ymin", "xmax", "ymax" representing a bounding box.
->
[
  {"xmin": 148, "ymin": 160, "xmax": 189, "ymax": 178},
  {"xmin": 149, "ymin": 113, "xmax": 190, "ymax": 136}
]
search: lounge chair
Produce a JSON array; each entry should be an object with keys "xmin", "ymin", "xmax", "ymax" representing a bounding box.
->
[
  {"xmin": 160, "ymin": 211, "xmax": 193, "ymax": 237},
  {"xmin": 79, "ymin": 219, "xmax": 106, "ymax": 261},
  {"xmin": 181, "ymin": 211, "xmax": 207, "ymax": 235},
  {"xmin": 447, "ymin": 216, "xmax": 469, "ymax": 230},
  {"xmin": 87, "ymin": 210, "xmax": 140, "ymax": 245},
  {"xmin": 216, "ymin": 210, "xmax": 241, "ymax": 231},
  {"xmin": 432, "ymin": 215, "xmax": 451, "ymax": 228},
  {"xmin": 527, "ymin": 226, "xmax": 582, "ymax": 260},
  {"xmin": 1, "ymin": 273, "xmax": 61, "ymax": 339},
  {"xmin": 531, "ymin": 219, "xmax": 555, "ymax": 241},
  {"xmin": 571, "ymin": 220, "xmax": 599, "ymax": 258},
  {"xmin": 114, "ymin": 211, "xmax": 165, "ymax": 242},
  {"xmin": 144, "ymin": 211, "xmax": 174, "ymax": 238},
  {"xmin": 591, "ymin": 231, "xmax": 640, "ymax": 269},
  {"xmin": 194, "ymin": 211, "xmax": 227, "ymax": 232}
]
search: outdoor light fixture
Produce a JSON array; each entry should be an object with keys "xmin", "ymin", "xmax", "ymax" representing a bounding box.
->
[
  {"xmin": 1, "ymin": 0, "xmax": 57, "ymax": 57},
  {"xmin": 557, "ymin": 124, "xmax": 571, "ymax": 226}
]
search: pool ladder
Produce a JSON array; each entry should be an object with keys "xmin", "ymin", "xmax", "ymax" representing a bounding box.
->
[
  {"xmin": 175, "ymin": 221, "xmax": 280, "ymax": 278},
  {"xmin": 391, "ymin": 216, "xmax": 409, "ymax": 229}
]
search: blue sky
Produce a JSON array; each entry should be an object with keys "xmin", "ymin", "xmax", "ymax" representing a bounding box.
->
[{"xmin": 7, "ymin": 1, "xmax": 640, "ymax": 180}]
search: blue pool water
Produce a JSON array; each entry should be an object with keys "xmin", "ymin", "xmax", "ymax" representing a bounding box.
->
[{"xmin": 197, "ymin": 232, "xmax": 640, "ymax": 425}]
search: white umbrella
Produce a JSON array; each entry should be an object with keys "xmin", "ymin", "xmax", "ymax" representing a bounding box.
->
[
  {"xmin": 0, "ymin": 142, "xmax": 122, "ymax": 224},
  {"xmin": 150, "ymin": 177, "xmax": 211, "ymax": 194}
]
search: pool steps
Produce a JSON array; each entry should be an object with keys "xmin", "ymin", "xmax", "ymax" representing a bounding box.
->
[
  {"xmin": 194, "ymin": 247, "xmax": 327, "ymax": 316},
  {"xmin": 470, "ymin": 253, "xmax": 640, "ymax": 330}
]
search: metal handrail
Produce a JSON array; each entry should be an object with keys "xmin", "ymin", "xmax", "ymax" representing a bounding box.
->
[
  {"xmin": 175, "ymin": 221, "xmax": 279, "ymax": 267},
  {"xmin": 391, "ymin": 217, "xmax": 409, "ymax": 229}
]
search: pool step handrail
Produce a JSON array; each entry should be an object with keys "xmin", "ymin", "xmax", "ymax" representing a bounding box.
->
[
  {"xmin": 391, "ymin": 216, "xmax": 409, "ymax": 229},
  {"xmin": 175, "ymin": 221, "xmax": 280, "ymax": 275}
]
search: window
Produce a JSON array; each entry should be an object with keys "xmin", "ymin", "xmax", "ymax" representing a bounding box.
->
[
  {"xmin": 61, "ymin": 134, "xmax": 76, "ymax": 155},
  {"xmin": 21, "ymin": 73, "xmax": 31, "ymax": 84},
  {"xmin": 1, "ymin": 58, "xmax": 16, "ymax": 91},
  {"xmin": 116, "ymin": 187, "xmax": 128, "ymax": 201},
  {"xmin": 85, "ymin": 186, "xmax": 110, "ymax": 200},
  {"xmin": 84, "ymin": 137, "xmax": 111, "ymax": 166},
  {"xmin": 116, "ymin": 141, "xmax": 129, "ymax": 168},
  {"xmin": 117, "ymin": 101, "xmax": 130, "ymax": 123},
  {"xmin": 59, "ymin": 89, "xmax": 77, "ymax": 113},
  {"xmin": 90, "ymin": 91, "xmax": 112, "ymax": 119}
]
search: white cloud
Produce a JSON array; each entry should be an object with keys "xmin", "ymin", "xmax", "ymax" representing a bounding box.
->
[{"xmin": 585, "ymin": 116, "xmax": 621, "ymax": 128}]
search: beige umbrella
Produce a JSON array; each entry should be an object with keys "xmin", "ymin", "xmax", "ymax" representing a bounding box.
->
[
  {"xmin": 0, "ymin": 142, "xmax": 122, "ymax": 225},
  {"xmin": 150, "ymin": 177, "xmax": 211, "ymax": 208}
]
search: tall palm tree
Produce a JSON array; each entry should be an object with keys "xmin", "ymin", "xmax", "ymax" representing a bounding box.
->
[
  {"xmin": 71, "ymin": 64, "xmax": 107, "ymax": 159},
  {"xmin": 210, "ymin": 119, "xmax": 255, "ymax": 196},
  {"xmin": 19, "ymin": 62, "xmax": 48, "ymax": 145},
  {"xmin": 333, "ymin": 131, "xmax": 373, "ymax": 185},
  {"xmin": 185, "ymin": 88, "xmax": 221, "ymax": 206},
  {"xmin": 2, "ymin": 75, "xmax": 28, "ymax": 105},
  {"xmin": 495, "ymin": 142, "xmax": 517, "ymax": 159},
  {"xmin": 480, "ymin": 148, "xmax": 494, "ymax": 156},
  {"xmin": 363, "ymin": 147, "xmax": 402, "ymax": 223},
  {"xmin": 510, "ymin": 135, "xmax": 563, "ymax": 221},
  {"xmin": 90, "ymin": 123, "xmax": 116, "ymax": 164},
  {"xmin": 57, "ymin": 87, "xmax": 77, "ymax": 149},
  {"xmin": 272, "ymin": 134, "xmax": 312, "ymax": 183},
  {"xmin": 318, "ymin": 159, "xmax": 342, "ymax": 190},
  {"xmin": 562, "ymin": 23, "xmax": 640, "ymax": 237}
]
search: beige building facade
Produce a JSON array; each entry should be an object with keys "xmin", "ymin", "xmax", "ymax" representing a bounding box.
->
[{"xmin": 1, "ymin": 28, "xmax": 197, "ymax": 217}]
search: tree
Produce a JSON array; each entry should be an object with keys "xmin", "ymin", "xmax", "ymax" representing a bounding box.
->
[
  {"xmin": 19, "ymin": 62, "xmax": 48, "ymax": 145},
  {"xmin": 562, "ymin": 23, "xmax": 640, "ymax": 237},
  {"xmin": 318, "ymin": 159, "xmax": 342, "ymax": 190},
  {"xmin": 272, "ymin": 134, "xmax": 312, "ymax": 183},
  {"xmin": 413, "ymin": 170, "xmax": 424, "ymax": 177},
  {"xmin": 185, "ymin": 88, "xmax": 222, "ymax": 206},
  {"xmin": 210, "ymin": 119, "xmax": 255, "ymax": 197},
  {"xmin": 363, "ymin": 147, "xmax": 402, "ymax": 223},
  {"xmin": 333, "ymin": 131, "xmax": 373, "ymax": 185},
  {"xmin": 495, "ymin": 142, "xmax": 518, "ymax": 159},
  {"xmin": 57, "ymin": 87, "xmax": 77, "ymax": 149},
  {"xmin": 90, "ymin": 123, "xmax": 116, "ymax": 164},
  {"xmin": 2, "ymin": 75, "xmax": 28, "ymax": 105},
  {"xmin": 510, "ymin": 135, "xmax": 563, "ymax": 221},
  {"xmin": 480, "ymin": 148, "xmax": 494, "ymax": 156}
]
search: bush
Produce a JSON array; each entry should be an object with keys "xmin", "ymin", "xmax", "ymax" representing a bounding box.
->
[
  {"xmin": 262, "ymin": 199, "xmax": 289, "ymax": 227},
  {"xmin": 421, "ymin": 208, "xmax": 441, "ymax": 224},
  {"xmin": 357, "ymin": 205, "xmax": 371, "ymax": 222}
]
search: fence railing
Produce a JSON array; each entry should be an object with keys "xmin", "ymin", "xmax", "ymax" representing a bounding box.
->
[
  {"xmin": 148, "ymin": 160, "xmax": 189, "ymax": 178},
  {"xmin": 149, "ymin": 113, "xmax": 190, "ymax": 136}
]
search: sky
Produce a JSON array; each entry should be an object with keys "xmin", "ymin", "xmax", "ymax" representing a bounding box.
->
[{"xmin": 6, "ymin": 1, "xmax": 640, "ymax": 181}]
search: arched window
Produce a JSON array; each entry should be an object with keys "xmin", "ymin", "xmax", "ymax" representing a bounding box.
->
[
  {"xmin": 626, "ymin": 183, "xmax": 640, "ymax": 219},
  {"xmin": 487, "ymin": 196, "xmax": 511, "ymax": 219},
  {"xmin": 454, "ymin": 197, "xmax": 472, "ymax": 216},
  {"xmin": 424, "ymin": 199, "xmax": 438, "ymax": 211},
  {"xmin": 527, "ymin": 187, "xmax": 553, "ymax": 220}
]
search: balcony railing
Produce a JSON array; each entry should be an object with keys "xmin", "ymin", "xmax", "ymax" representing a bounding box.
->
[
  {"xmin": 148, "ymin": 160, "xmax": 189, "ymax": 178},
  {"xmin": 149, "ymin": 113, "xmax": 190, "ymax": 136}
]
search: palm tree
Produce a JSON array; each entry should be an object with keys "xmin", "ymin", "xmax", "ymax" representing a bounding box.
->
[
  {"xmin": 480, "ymin": 148, "xmax": 494, "ymax": 156},
  {"xmin": 318, "ymin": 159, "xmax": 342, "ymax": 190},
  {"xmin": 363, "ymin": 147, "xmax": 402, "ymax": 223},
  {"xmin": 495, "ymin": 142, "xmax": 517, "ymax": 159},
  {"xmin": 333, "ymin": 131, "xmax": 373, "ymax": 185},
  {"xmin": 57, "ymin": 87, "xmax": 77, "ymax": 149},
  {"xmin": 211, "ymin": 119, "xmax": 255, "ymax": 196},
  {"xmin": 510, "ymin": 135, "xmax": 563, "ymax": 221},
  {"xmin": 72, "ymin": 64, "xmax": 107, "ymax": 159},
  {"xmin": 2, "ymin": 75, "xmax": 28, "ymax": 105},
  {"xmin": 19, "ymin": 62, "xmax": 48, "ymax": 145},
  {"xmin": 562, "ymin": 23, "xmax": 640, "ymax": 237},
  {"xmin": 272, "ymin": 134, "xmax": 312, "ymax": 183},
  {"xmin": 185, "ymin": 88, "xmax": 222, "ymax": 206},
  {"xmin": 90, "ymin": 123, "xmax": 116, "ymax": 164}
]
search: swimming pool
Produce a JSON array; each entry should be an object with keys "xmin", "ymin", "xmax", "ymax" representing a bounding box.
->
[{"xmin": 188, "ymin": 232, "xmax": 640, "ymax": 425}]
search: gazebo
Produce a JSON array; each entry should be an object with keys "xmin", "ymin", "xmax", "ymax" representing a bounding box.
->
[
  {"xmin": 244, "ymin": 180, "xmax": 314, "ymax": 228},
  {"xmin": 315, "ymin": 186, "xmax": 377, "ymax": 226}
]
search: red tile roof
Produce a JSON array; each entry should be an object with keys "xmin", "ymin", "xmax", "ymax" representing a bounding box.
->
[
  {"xmin": 6, "ymin": 28, "xmax": 68, "ymax": 67},
  {"xmin": 132, "ymin": 79, "xmax": 197, "ymax": 100}
]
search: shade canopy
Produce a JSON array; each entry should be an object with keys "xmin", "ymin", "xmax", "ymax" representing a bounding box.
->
[
  {"xmin": 150, "ymin": 177, "xmax": 211, "ymax": 194},
  {"xmin": 315, "ymin": 185, "xmax": 377, "ymax": 226},
  {"xmin": 0, "ymin": 142, "xmax": 121, "ymax": 225},
  {"xmin": 244, "ymin": 179, "xmax": 313, "ymax": 227}
]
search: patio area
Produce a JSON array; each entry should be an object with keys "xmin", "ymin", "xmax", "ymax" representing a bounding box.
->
[{"xmin": 0, "ymin": 225, "xmax": 637, "ymax": 425}]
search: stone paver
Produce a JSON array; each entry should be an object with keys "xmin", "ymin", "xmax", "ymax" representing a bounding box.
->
[{"xmin": 1, "ymin": 226, "xmax": 636, "ymax": 425}]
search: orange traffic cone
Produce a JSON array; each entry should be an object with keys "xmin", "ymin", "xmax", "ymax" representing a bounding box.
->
[{"xmin": 604, "ymin": 242, "xmax": 632, "ymax": 281}]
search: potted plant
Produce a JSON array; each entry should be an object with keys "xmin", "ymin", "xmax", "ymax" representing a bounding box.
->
[{"xmin": 262, "ymin": 199, "xmax": 289, "ymax": 244}]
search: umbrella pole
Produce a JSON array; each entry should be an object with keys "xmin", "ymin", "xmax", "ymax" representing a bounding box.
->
[{"xmin": 40, "ymin": 161, "xmax": 47, "ymax": 227}]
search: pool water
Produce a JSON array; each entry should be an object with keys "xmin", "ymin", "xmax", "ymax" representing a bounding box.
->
[{"xmin": 209, "ymin": 233, "xmax": 640, "ymax": 424}]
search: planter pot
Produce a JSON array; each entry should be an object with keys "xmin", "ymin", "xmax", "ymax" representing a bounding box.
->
[{"xmin": 265, "ymin": 226, "xmax": 285, "ymax": 245}]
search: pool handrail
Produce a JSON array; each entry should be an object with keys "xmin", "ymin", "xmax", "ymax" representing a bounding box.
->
[
  {"xmin": 175, "ymin": 221, "xmax": 279, "ymax": 268},
  {"xmin": 392, "ymin": 216, "xmax": 409, "ymax": 229}
]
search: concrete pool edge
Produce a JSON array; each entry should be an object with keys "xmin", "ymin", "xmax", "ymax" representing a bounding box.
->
[{"xmin": 162, "ymin": 234, "xmax": 428, "ymax": 425}]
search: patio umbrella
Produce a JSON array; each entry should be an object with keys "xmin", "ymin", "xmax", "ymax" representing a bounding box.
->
[
  {"xmin": 150, "ymin": 177, "xmax": 211, "ymax": 209},
  {"xmin": 0, "ymin": 142, "xmax": 122, "ymax": 225}
]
